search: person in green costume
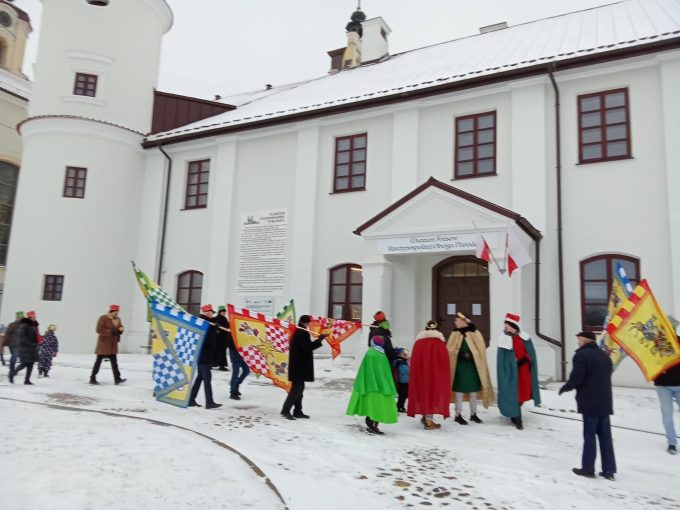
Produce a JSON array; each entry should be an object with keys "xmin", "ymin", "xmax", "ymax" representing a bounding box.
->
[{"xmin": 346, "ymin": 335, "xmax": 398, "ymax": 434}]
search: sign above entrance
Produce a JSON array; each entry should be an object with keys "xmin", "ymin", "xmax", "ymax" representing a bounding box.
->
[{"xmin": 377, "ymin": 233, "xmax": 479, "ymax": 255}]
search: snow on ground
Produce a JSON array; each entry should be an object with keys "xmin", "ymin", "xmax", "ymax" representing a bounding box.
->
[{"xmin": 1, "ymin": 354, "xmax": 678, "ymax": 510}]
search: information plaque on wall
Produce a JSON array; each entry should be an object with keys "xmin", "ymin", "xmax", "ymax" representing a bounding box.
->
[{"xmin": 236, "ymin": 209, "xmax": 288, "ymax": 296}]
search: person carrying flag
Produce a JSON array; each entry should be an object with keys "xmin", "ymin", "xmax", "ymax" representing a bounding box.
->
[{"xmin": 188, "ymin": 304, "xmax": 222, "ymax": 409}]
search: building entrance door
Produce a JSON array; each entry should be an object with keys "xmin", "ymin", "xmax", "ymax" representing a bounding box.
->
[{"xmin": 432, "ymin": 256, "xmax": 490, "ymax": 344}]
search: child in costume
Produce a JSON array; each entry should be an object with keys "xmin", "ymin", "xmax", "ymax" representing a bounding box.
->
[
  {"xmin": 393, "ymin": 348, "xmax": 410, "ymax": 412},
  {"xmin": 38, "ymin": 324, "xmax": 59, "ymax": 377},
  {"xmin": 346, "ymin": 335, "xmax": 398, "ymax": 434}
]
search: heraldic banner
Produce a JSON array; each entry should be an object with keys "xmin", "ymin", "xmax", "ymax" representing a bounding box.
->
[
  {"xmin": 228, "ymin": 304, "xmax": 296, "ymax": 392},
  {"xmin": 599, "ymin": 262, "xmax": 634, "ymax": 370},
  {"xmin": 277, "ymin": 299, "xmax": 296, "ymax": 324},
  {"xmin": 606, "ymin": 279, "xmax": 680, "ymax": 381},
  {"xmin": 308, "ymin": 316, "xmax": 361, "ymax": 359},
  {"xmin": 150, "ymin": 301, "xmax": 209, "ymax": 407}
]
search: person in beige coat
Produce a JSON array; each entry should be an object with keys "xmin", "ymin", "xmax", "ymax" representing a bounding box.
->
[
  {"xmin": 447, "ymin": 312, "xmax": 494, "ymax": 424},
  {"xmin": 89, "ymin": 304, "xmax": 126, "ymax": 385}
]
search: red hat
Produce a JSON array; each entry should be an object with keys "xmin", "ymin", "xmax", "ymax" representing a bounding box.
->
[
  {"xmin": 504, "ymin": 313, "xmax": 520, "ymax": 329},
  {"xmin": 27, "ymin": 310, "xmax": 36, "ymax": 319},
  {"xmin": 373, "ymin": 311, "xmax": 386, "ymax": 322},
  {"xmin": 109, "ymin": 304, "xmax": 120, "ymax": 311},
  {"xmin": 201, "ymin": 304, "xmax": 215, "ymax": 313}
]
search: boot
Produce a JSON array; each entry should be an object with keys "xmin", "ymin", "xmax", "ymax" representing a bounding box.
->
[
  {"xmin": 206, "ymin": 402, "xmax": 222, "ymax": 410},
  {"xmin": 424, "ymin": 419, "xmax": 441, "ymax": 430},
  {"xmin": 230, "ymin": 393, "xmax": 241, "ymax": 400},
  {"xmin": 281, "ymin": 412, "xmax": 296, "ymax": 420},
  {"xmin": 24, "ymin": 380, "xmax": 34, "ymax": 385},
  {"xmin": 89, "ymin": 377, "xmax": 99, "ymax": 385},
  {"xmin": 668, "ymin": 445, "xmax": 677, "ymax": 455},
  {"xmin": 572, "ymin": 468, "xmax": 595, "ymax": 479},
  {"xmin": 454, "ymin": 415, "xmax": 468, "ymax": 425},
  {"xmin": 188, "ymin": 401, "xmax": 201, "ymax": 407},
  {"xmin": 598, "ymin": 472, "xmax": 615, "ymax": 481},
  {"xmin": 469, "ymin": 414, "xmax": 483, "ymax": 424},
  {"xmin": 8, "ymin": 370, "xmax": 14, "ymax": 384},
  {"xmin": 114, "ymin": 378, "xmax": 127, "ymax": 385},
  {"xmin": 511, "ymin": 417, "xmax": 524, "ymax": 430},
  {"xmin": 293, "ymin": 412, "xmax": 310, "ymax": 419}
]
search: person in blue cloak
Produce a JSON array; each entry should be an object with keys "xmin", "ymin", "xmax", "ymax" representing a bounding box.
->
[{"xmin": 496, "ymin": 313, "xmax": 541, "ymax": 430}]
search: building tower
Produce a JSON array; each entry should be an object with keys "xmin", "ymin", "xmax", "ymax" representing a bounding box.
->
[{"xmin": 1, "ymin": 0, "xmax": 172, "ymax": 352}]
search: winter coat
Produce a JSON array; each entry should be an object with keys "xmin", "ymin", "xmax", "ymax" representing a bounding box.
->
[
  {"xmin": 497, "ymin": 332, "xmax": 542, "ymax": 417},
  {"xmin": 95, "ymin": 314, "xmax": 123, "ymax": 355},
  {"xmin": 407, "ymin": 329, "xmax": 451, "ymax": 418},
  {"xmin": 288, "ymin": 328, "xmax": 323, "ymax": 382},
  {"xmin": 447, "ymin": 325, "xmax": 495, "ymax": 408},
  {"xmin": 560, "ymin": 342, "xmax": 613, "ymax": 416},
  {"xmin": 654, "ymin": 361, "xmax": 680, "ymax": 386},
  {"xmin": 1, "ymin": 320, "xmax": 20, "ymax": 348},
  {"xmin": 368, "ymin": 324, "xmax": 397, "ymax": 363},
  {"xmin": 214, "ymin": 313, "xmax": 234, "ymax": 348},
  {"xmin": 197, "ymin": 314, "xmax": 218, "ymax": 365},
  {"xmin": 16, "ymin": 318, "xmax": 39, "ymax": 363},
  {"xmin": 393, "ymin": 358, "xmax": 409, "ymax": 384}
]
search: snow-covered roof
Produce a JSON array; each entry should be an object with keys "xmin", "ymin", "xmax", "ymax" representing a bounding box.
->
[
  {"xmin": 147, "ymin": 0, "xmax": 680, "ymax": 143},
  {"xmin": 0, "ymin": 67, "xmax": 31, "ymax": 101}
]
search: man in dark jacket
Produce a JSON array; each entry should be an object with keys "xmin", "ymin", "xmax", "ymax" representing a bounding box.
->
[
  {"xmin": 213, "ymin": 306, "xmax": 230, "ymax": 371},
  {"xmin": 3, "ymin": 312, "xmax": 23, "ymax": 378},
  {"xmin": 10, "ymin": 312, "xmax": 40, "ymax": 385},
  {"xmin": 188, "ymin": 305, "xmax": 222, "ymax": 409},
  {"xmin": 560, "ymin": 331, "xmax": 616, "ymax": 481},
  {"xmin": 281, "ymin": 315, "xmax": 325, "ymax": 420}
]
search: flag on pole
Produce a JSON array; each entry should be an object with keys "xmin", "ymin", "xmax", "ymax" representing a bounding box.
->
[
  {"xmin": 506, "ymin": 229, "xmax": 532, "ymax": 277},
  {"xmin": 149, "ymin": 302, "xmax": 209, "ymax": 407},
  {"xmin": 606, "ymin": 280, "xmax": 680, "ymax": 381},
  {"xmin": 309, "ymin": 316, "xmax": 361, "ymax": 359},
  {"xmin": 599, "ymin": 262, "xmax": 634, "ymax": 369},
  {"xmin": 228, "ymin": 305, "xmax": 296, "ymax": 391},
  {"xmin": 131, "ymin": 261, "xmax": 186, "ymax": 318},
  {"xmin": 277, "ymin": 299, "xmax": 296, "ymax": 324},
  {"xmin": 475, "ymin": 233, "xmax": 491, "ymax": 262}
]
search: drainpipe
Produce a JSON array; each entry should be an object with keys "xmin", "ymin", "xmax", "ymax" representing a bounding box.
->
[
  {"xmin": 157, "ymin": 143, "xmax": 173, "ymax": 286},
  {"xmin": 546, "ymin": 64, "xmax": 567, "ymax": 382}
]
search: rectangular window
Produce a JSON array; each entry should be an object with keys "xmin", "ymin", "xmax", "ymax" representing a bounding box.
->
[
  {"xmin": 578, "ymin": 88, "xmax": 631, "ymax": 163},
  {"xmin": 63, "ymin": 167, "xmax": 87, "ymax": 198},
  {"xmin": 73, "ymin": 73, "xmax": 98, "ymax": 97},
  {"xmin": 454, "ymin": 112, "xmax": 496, "ymax": 179},
  {"xmin": 184, "ymin": 159, "xmax": 210, "ymax": 209},
  {"xmin": 333, "ymin": 133, "xmax": 367, "ymax": 193},
  {"xmin": 43, "ymin": 275, "xmax": 64, "ymax": 301}
]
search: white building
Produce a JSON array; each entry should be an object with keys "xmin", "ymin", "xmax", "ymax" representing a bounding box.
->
[{"xmin": 3, "ymin": 0, "xmax": 680, "ymax": 387}]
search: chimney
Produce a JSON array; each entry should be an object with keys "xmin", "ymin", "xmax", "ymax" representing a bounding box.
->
[{"xmin": 479, "ymin": 22, "xmax": 508, "ymax": 34}]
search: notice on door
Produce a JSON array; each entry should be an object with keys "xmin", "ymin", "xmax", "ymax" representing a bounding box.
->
[{"xmin": 236, "ymin": 209, "xmax": 287, "ymax": 296}]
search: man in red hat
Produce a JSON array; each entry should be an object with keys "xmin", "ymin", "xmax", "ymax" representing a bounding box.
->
[
  {"xmin": 90, "ymin": 305, "xmax": 126, "ymax": 385},
  {"xmin": 496, "ymin": 313, "xmax": 541, "ymax": 429},
  {"xmin": 188, "ymin": 304, "xmax": 222, "ymax": 409}
]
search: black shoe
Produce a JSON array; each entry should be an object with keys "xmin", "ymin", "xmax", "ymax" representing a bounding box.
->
[
  {"xmin": 114, "ymin": 378, "xmax": 127, "ymax": 385},
  {"xmin": 369, "ymin": 421, "xmax": 384, "ymax": 435},
  {"xmin": 89, "ymin": 378, "xmax": 99, "ymax": 385},
  {"xmin": 470, "ymin": 414, "xmax": 483, "ymax": 423},
  {"xmin": 8, "ymin": 371, "xmax": 14, "ymax": 384},
  {"xmin": 24, "ymin": 380, "xmax": 33, "ymax": 385},
  {"xmin": 38, "ymin": 370, "xmax": 43, "ymax": 376},
  {"xmin": 598, "ymin": 472, "xmax": 615, "ymax": 481},
  {"xmin": 397, "ymin": 407, "xmax": 406, "ymax": 413},
  {"xmin": 230, "ymin": 393, "xmax": 241, "ymax": 400},
  {"xmin": 218, "ymin": 367, "xmax": 228, "ymax": 372},
  {"xmin": 188, "ymin": 401, "xmax": 201, "ymax": 407},
  {"xmin": 511, "ymin": 417, "xmax": 524, "ymax": 430},
  {"xmin": 572, "ymin": 468, "xmax": 596, "ymax": 479},
  {"xmin": 206, "ymin": 402, "xmax": 222, "ymax": 410},
  {"xmin": 281, "ymin": 412, "xmax": 296, "ymax": 420},
  {"xmin": 236, "ymin": 390, "xmax": 241, "ymax": 396},
  {"xmin": 454, "ymin": 415, "xmax": 468, "ymax": 425},
  {"xmin": 293, "ymin": 412, "xmax": 310, "ymax": 419},
  {"xmin": 43, "ymin": 373, "xmax": 49, "ymax": 378},
  {"xmin": 668, "ymin": 445, "xmax": 677, "ymax": 455}
]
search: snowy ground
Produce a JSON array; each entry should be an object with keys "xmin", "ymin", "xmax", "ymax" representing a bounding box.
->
[{"xmin": 0, "ymin": 354, "xmax": 678, "ymax": 510}]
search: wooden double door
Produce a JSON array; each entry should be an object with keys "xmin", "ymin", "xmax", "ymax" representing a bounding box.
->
[{"xmin": 433, "ymin": 256, "xmax": 490, "ymax": 344}]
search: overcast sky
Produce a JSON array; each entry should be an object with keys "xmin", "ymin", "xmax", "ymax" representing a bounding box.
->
[{"xmin": 14, "ymin": 0, "xmax": 618, "ymax": 100}]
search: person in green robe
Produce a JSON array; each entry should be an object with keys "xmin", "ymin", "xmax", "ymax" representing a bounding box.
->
[{"xmin": 346, "ymin": 335, "xmax": 398, "ymax": 434}]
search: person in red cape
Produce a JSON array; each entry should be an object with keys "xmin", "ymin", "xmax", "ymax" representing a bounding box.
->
[{"xmin": 407, "ymin": 320, "xmax": 451, "ymax": 429}]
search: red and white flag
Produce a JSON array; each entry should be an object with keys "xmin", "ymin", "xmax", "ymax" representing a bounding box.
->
[
  {"xmin": 475, "ymin": 233, "xmax": 491, "ymax": 262},
  {"xmin": 506, "ymin": 230, "xmax": 532, "ymax": 276}
]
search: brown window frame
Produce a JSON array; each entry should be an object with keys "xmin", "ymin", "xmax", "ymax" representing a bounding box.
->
[
  {"xmin": 327, "ymin": 263, "xmax": 362, "ymax": 321},
  {"xmin": 333, "ymin": 133, "xmax": 367, "ymax": 193},
  {"xmin": 43, "ymin": 274, "xmax": 64, "ymax": 301},
  {"xmin": 73, "ymin": 73, "xmax": 98, "ymax": 97},
  {"xmin": 184, "ymin": 159, "xmax": 210, "ymax": 210},
  {"xmin": 176, "ymin": 270, "xmax": 203, "ymax": 316},
  {"xmin": 454, "ymin": 111, "xmax": 496, "ymax": 179},
  {"xmin": 578, "ymin": 88, "xmax": 632, "ymax": 164},
  {"xmin": 63, "ymin": 166, "xmax": 87, "ymax": 199},
  {"xmin": 579, "ymin": 254, "xmax": 639, "ymax": 331}
]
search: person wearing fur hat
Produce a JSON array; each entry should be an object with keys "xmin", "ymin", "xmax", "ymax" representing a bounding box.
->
[
  {"xmin": 3, "ymin": 312, "xmax": 23, "ymax": 380},
  {"xmin": 347, "ymin": 335, "xmax": 398, "ymax": 434},
  {"xmin": 447, "ymin": 313, "xmax": 495, "ymax": 425},
  {"xmin": 407, "ymin": 320, "xmax": 451, "ymax": 429},
  {"xmin": 9, "ymin": 311, "xmax": 40, "ymax": 385},
  {"xmin": 496, "ymin": 313, "xmax": 541, "ymax": 429},
  {"xmin": 38, "ymin": 324, "xmax": 59, "ymax": 377},
  {"xmin": 90, "ymin": 305, "xmax": 126, "ymax": 385},
  {"xmin": 367, "ymin": 311, "xmax": 398, "ymax": 363}
]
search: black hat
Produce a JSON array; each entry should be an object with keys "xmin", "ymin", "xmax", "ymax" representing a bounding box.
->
[
  {"xmin": 298, "ymin": 315, "xmax": 312, "ymax": 326},
  {"xmin": 576, "ymin": 331, "xmax": 597, "ymax": 341}
]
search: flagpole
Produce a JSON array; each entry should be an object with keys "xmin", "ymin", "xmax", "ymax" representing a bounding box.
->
[{"xmin": 472, "ymin": 221, "xmax": 505, "ymax": 274}]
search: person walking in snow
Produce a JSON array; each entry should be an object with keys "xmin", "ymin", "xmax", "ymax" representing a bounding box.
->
[
  {"xmin": 393, "ymin": 348, "xmax": 410, "ymax": 413},
  {"xmin": 3, "ymin": 312, "xmax": 22, "ymax": 380},
  {"xmin": 90, "ymin": 305, "xmax": 126, "ymax": 385},
  {"xmin": 213, "ymin": 305, "xmax": 230, "ymax": 371},
  {"xmin": 38, "ymin": 324, "xmax": 59, "ymax": 377},
  {"xmin": 347, "ymin": 335, "xmax": 398, "ymax": 434},
  {"xmin": 560, "ymin": 331, "xmax": 617, "ymax": 481},
  {"xmin": 10, "ymin": 311, "xmax": 40, "ymax": 385},
  {"xmin": 447, "ymin": 312, "xmax": 494, "ymax": 425},
  {"xmin": 368, "ymin": 311, "xmax": 398, "ymax": 363},
  {"xmin": 407, "ymin": 320, "xmax": 451, "ymax": 430},
  {"xmin": 496, "ymin": 313, "xmax": 541, "ymax": 430},
  {"xmin": 188, "ymin": 304, "xmax": 222, "ymax": 409},
  {"xmin": 652, "ymin": 316, "xmax": 680, "ymax": 455}
]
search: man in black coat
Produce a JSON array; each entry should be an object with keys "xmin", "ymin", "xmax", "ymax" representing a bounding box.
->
[
  {"xmin": 10, "ymin": 312, "xmax": 40, "ymax": 385},
  {"xmin": 213, "ymin": 306, "xmax": 230, "ymax": 371},
  {"xmin": 188, "ymin": 305, "xmax": 222, "ymax": 409},
  {"xmin": 560, "ymin": 331, "xmax": 616, "ymax": 481},
  {"xmin": 281, "ymin": 315, "xmax": 325, "ymax": 420}
]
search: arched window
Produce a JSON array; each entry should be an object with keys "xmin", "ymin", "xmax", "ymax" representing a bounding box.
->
[
  {"xmin": 0, "ymin": 161, "xmax": 19, "ymax": 266},
  {"xmin": 580, "ymin": 254, "xmax": 639, "ymax": 331},
  {"xmin": 328, "ymin": 263, "xmax": 362, "ymax": 320},
  {"xmin": 176, "ymin": 270, "xmax": 203, "ymax": 316}
]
